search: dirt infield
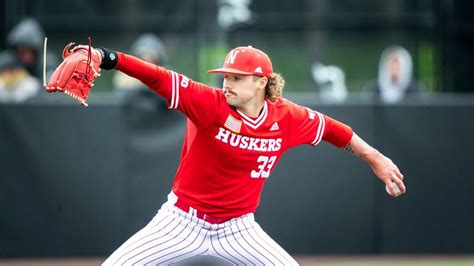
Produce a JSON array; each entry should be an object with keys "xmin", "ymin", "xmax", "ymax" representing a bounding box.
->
[{"xmin": 0, "ymin": 255, "xmax": 473, "ymax": 266}]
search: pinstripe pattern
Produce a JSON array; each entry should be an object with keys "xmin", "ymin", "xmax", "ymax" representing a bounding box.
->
[
  {"xmin": 211, "ymin": 228, "xmax": 246, "ymax": 265},
  {"xmin": 122, "ymin": 217, "xmax": 196, "ymax": 265},
  {"xmin": 228, "ymin": 220, "xmax": 265, "ymax": 264},
  {"xmin": 236, "ymin": 219, "xmax": 285, "ymax": 264},
  {"xmin": 241, "ymin": 219, "xmax": 298, "ymax": 265},
  {"xmin": 102, "ymin": 209, "xmax": 185, "ymax": 265},
  {"xmin": 102, "ymin": 193, "xmax": 299, "ymax": 265}
]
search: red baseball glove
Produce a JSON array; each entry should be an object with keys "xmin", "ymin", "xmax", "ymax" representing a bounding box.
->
[{"xmin": 45, "ymin": 39, "xmax": 102, "ymax": 106}]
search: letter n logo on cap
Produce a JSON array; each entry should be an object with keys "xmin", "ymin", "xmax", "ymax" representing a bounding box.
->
[{"xmin": 225, "ymin": 50, "xmax": 240, "ymax": 64}]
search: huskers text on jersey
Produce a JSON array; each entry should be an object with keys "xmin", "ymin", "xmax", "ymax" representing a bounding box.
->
[{"xmin": 215, "ymin": 127, "xmax": 282, "ymax": 152}]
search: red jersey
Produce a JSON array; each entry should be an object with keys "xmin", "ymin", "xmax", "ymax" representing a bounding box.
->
[
  {"xmin": 179, "ymin": 119, "xmax": 198, "ymax": 161},
  {"xmin": 116, "ymin": 53, "xmax": 353, "ymax": 220}
]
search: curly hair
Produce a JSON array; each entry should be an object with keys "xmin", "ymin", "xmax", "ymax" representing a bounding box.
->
[{"xmin": 265, "ymin": 73, "xmax": 285, "ymax": 102}]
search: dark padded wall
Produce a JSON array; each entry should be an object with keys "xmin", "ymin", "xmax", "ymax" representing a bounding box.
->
[
  {"xmin": 0, "ymin": 105, "xmax": 125, "ymax": 256},
  {"xmin": 0, "ymin": 103, "xmax": 473, "ymax": 257},
  {"xmin": 377, "ymin": 105, "xmax": 474, "ymax": 253}
]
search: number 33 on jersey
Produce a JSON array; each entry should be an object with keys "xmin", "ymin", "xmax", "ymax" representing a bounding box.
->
[{"xmin": 251, "ymin": 155, "xmax": 277, "ymax": 178}]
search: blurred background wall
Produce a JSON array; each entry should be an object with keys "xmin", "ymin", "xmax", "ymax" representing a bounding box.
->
[
  {"xmin": 0, "ymin": 0, "xmax": 473, "ymax": 259},
  {"xmin": 1, "ymin": 0, "xmax": 474, "ymax": 95}
]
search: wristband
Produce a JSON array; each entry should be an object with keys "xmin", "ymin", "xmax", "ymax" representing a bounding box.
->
[{"xmin": 98, "ymin": 47, "xmax": 118, "ymax": 70}]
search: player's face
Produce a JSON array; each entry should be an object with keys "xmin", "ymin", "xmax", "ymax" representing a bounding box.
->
[{"xmin": 222, "ymin": 73, "xmax": 265, "ymax": 108}]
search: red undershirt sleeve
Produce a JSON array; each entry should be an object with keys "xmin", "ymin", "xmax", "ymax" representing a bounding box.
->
[{"xmin": 322, "ymin": 115, "xmax": 353, "ymax": 148}]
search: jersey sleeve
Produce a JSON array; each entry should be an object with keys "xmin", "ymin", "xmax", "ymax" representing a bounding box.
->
[
  {"xmin": 115, "ymin": 52, "xmax": 222, "ymax": 128},
  {"xmin": 287, "ymin": 103, "xmax": 353, "ymax": 148}
]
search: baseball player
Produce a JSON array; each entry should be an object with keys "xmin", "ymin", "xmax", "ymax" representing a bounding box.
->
[{"xmin": 50, "ymin": 45, "xmax": 406, "ymax": 265}]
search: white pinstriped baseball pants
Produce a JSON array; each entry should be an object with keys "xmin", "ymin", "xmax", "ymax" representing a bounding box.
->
[{"xmin": 102, "ymin": 192, "xmax": 298, "ymax": 265}]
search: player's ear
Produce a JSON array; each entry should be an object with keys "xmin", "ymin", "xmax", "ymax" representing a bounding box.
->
[{"xmin": 258, "ymin": 76, "xmax": 268, "ymax": 89}]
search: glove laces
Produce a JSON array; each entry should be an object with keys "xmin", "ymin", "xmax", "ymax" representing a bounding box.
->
[{"xmin": 85, "ymin": 36, "xmax": 92, "ymax": 80}]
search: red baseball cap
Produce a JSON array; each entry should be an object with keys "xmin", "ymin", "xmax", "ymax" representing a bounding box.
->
[{"xmin": 208, "ymin": 46, "xmax": 273, "ymax": 77}]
